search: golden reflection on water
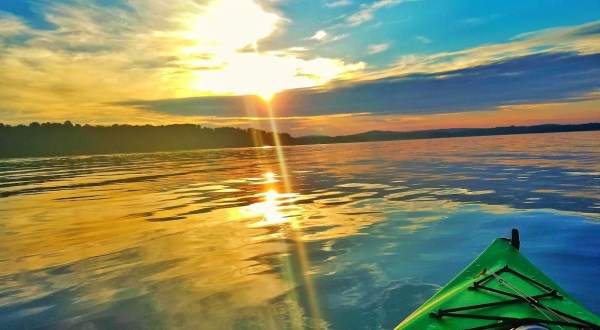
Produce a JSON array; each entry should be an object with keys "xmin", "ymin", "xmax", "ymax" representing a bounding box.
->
[{"xmin": 1, "ymin": 182, "xmax": 319, "ymax": 328}]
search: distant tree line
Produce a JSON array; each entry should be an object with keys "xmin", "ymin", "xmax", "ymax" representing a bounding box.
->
[
  {"xmin": 1, "ymin": 121, "xmax": 598, "ymax": 158},
  {"xmin": 0, "ymin": 121, "xmax": 293, "ymax": 158},
  {"xmin": 295, "ymin": 123, "xmax": 600, "ymax": 145}
]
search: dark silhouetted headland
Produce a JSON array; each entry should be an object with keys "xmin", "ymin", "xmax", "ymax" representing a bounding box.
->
[
  {"xmin": 0, "ymin": 122, "xmax": 292, "ymax": 158},
  {"xmin": 0, "ymin": 121, "xmax": 598, "ymax": 158}
]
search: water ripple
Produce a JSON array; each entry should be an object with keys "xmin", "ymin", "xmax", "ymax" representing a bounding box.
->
[{"xmin": 1, "ymin": 132, "xmax": 599, "ymax": 329}]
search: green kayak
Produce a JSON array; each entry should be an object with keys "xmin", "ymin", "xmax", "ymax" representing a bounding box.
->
[{"xmin": 395, "ymin": 229, "xmax": 600, "ymax": 330}]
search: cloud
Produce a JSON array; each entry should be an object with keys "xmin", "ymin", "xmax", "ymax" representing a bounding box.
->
[
  {"xmin": 309, "ymin": 29, "xmax": 349, "ymax": 43},
  {"xmin": 311, "ymin": 30, "xmax": 328, "ymax": 40},
  {"xmin": 307, "ymin": 29, "xmax": 348, "ymax": 43},
  {"xmin": 572, "ymin": 22, "xmax": 600, "ymax": 36},
  {"xmin": 325, "ymin": 0, "xmax": 352, "ymax": 8},
  {"xmin": 286, "ymin": 46, "xmax": 308, "ymax": 52},
  {"xmin": 415, "ymin": 35, "xmax": 431, "ymax": 44},
  {"xmin": 0, "ymin": 0, "xmax": 365, "ymax": 124},
  {"xmin": 291, "ymin": 99, "xmax": 600, "ymax": 135},
  {"xmin": 463, "ymin": 18, "xmax": 487, "ymax": 26},
  {"xmin": 362, "ymin": 21, "xmax": 600, "ymax": 79},
  {"xmin": 0, "ymin": 13, "xmax": 30, "ymax": 36},
  {"xmin": 188, "ymin": 53, "xmax": 365, "ymax": 98},
  {"xmin": 293, "ymin": 52, "xmax": 600, "ymax": 116},
  {"xmin": 113, "ymin": 96, "xmax": 253, "ymax": 117},
  {"xmin": 345, "ymin": 0, "xmax": 407, "ymax": 26},
  {"xmin": 367, "ymin": 42, "xmax": 390, "ymax": 54},
  {"xmin": 115, "ymin": 52, "xmax": 600, "ymax": 121}
]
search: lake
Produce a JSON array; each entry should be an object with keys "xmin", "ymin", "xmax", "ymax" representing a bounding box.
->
[{"xmin": 1, "ymin": 131, "xmax": 599, "ymax": 329}]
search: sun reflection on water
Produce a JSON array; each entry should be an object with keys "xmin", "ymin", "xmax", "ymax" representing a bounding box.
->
[
  {"xmin": 237, "ymin": 173, "xmax": 325, "ymax": 329},
  {"xmin": 264, "ymin": 171, "xmax": 276, "ymax": 183},
  {"xmin": 255, "ymin": 91, "xmax": 324, "ymax": 327},
  {"xmin": 242, "ymin": 83, "xmax": 325, "ymax": 329},
  {"xmin": 243, "ymin": 189, "xmax": 286, "ymax": 226}
]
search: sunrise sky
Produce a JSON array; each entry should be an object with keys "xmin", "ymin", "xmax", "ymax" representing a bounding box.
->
[{"xmin": 1, "ymin": 0, "xmax": 599, "ymax": 135}]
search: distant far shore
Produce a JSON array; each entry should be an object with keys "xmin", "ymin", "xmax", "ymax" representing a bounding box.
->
[
  {"xmin": 294, "ymin": 123, "xmax": 600, "ymax": 145},
  {"xmin": 0, "ymin": 122, "xmax": 599, "ymax": 159}
]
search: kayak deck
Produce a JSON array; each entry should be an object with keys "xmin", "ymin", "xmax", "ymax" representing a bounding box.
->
[{"xmin": 395, "ymin": 237, "xmax": 600, "ymax": 329}]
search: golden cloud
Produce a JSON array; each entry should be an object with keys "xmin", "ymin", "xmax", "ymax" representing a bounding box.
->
[{"xmin": 0, "ymin": 0, "xmax": 365, "ymax": 124}]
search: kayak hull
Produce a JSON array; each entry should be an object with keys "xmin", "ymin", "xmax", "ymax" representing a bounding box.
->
[{"xmin": 394, "ymin": 238, "xmax": 600, "ymax": 329}]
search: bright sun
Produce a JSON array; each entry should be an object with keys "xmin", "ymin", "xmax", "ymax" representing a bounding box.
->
[
  {"xmin": 180, "ymin": 0, "xmax": 363, "ymax": 99},
  {"xmin": 258, "ymin": 91, "xmax": 276, "ymax": 102}
]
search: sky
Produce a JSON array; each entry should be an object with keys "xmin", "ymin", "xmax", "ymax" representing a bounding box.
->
[{"xmin": 0, "ymin": 0, "xmax": 599, "ymax": 136}]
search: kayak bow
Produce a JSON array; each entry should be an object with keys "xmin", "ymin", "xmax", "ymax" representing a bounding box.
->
[{"xmin": 395, "ymin": 230, "xmax": 600, "ymax": 329}]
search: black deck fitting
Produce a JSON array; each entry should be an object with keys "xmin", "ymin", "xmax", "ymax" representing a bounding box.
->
[{"xmin": 511, "ymin": 228, "xmax": 520, "ymax": 250}]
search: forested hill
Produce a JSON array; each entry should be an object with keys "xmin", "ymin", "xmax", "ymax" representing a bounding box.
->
[
  {"xmin": 0, "ymin": 122, "xmax": 293, "ymax": 158},
  {"xmin": 295, "ymin": 123, "xmax": 600, "ymax": 145},
  {"xmin": 0, "ymin": 122, "xmax": 599, "ymax": 158}
]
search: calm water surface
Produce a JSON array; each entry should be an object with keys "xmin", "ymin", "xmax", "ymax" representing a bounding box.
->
[{"xmin": 1, "ymin": 132, "xmax": 599, "ymax": 329}]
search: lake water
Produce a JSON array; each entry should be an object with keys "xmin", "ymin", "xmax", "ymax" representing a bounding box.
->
[{"xmin": 1, "ymin": 131, "xmax": 599, "ymax": 329}]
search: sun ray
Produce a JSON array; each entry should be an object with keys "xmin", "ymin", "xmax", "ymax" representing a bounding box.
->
[{"xmin": 262, "ymin": 97, "xmax": 324, "ymax": 328}]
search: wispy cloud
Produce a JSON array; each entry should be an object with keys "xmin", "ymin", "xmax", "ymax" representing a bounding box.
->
[
  {"xmin": 0, "ymin": 13, "xmax": 29, "ymax": 36},
  {"xmin": 463, "ymin": 17, "xmax": 487, "ymax": 26},
  {"xmin": 325, "ymin": 0, "xmax": 352, "ymax": 8},
  {"xmin": 367, "ymin": 42, "xmax": 390, "ymax": 54},
  {"xmin": 311, "ymin": 30, "xmax": 328, "ymax": 40},
  {"xmin": 307, "ymin": 29, "xmax": 348, "ymax": 43},
  {"xmin": 363, "ymin": 21, "xmax": 600, "ymax": 79},
  {"xmin": 345, "ymin": 0, "xmax": 407, "ymax": 26},
  {"xmin": 415, "ymin": 35, "xmax": 431, "ymax": 44}
]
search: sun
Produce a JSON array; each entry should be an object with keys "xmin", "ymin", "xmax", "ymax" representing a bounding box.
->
[
  {"xmin": 258, "ymin": 91, "xmax": 276, "ymax": 102},
  {"xmin": 180, "ymin": 0, "xmax": 365, "ymax": 103}
]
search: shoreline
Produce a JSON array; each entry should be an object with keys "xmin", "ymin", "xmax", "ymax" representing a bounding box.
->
[{"xmin": 1, "ymin": 122, "xmax": 599, "ymax": 159}]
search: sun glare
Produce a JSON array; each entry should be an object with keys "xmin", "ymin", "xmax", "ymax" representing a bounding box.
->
[
  {"xmin": 258, "ymin": 91, "xmax": 276, "ymax": 102},
  {"xmin": 183, "ymin": 0, "xmax": 279, "ymax": 52},
  {"xmin": 179, "ymin": 0, "xmax": 364, "ymax": 99}
]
